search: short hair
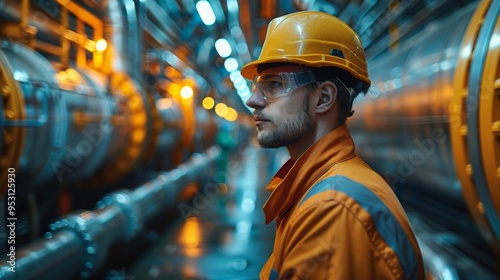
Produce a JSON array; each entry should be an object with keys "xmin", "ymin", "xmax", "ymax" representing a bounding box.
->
[{"xmin": 309, "ymin": 67, "xmax": 368, "ymax": 125}]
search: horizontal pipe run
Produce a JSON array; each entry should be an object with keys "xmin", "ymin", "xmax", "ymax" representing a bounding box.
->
[{"xmin": 0, "ymin": 146, "xmax": 220, "ymax": 280}]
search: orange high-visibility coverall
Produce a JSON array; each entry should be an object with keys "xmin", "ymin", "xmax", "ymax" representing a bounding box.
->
[{"xmin": 260, "ymin": 125, "xmax": 425, "ymax": 280}]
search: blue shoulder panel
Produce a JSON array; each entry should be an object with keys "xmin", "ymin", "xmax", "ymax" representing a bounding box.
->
[
  {"xmin": 269, "ymin": 268, "xmax": 279, "ymax": 280},
  {"xmin": 299, "ymin": 176, "xmax": 418, "ymax": 280}
]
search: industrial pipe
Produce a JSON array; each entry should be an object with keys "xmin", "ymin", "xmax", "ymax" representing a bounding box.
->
[
  {"xmin": 349, "ymin": 0, "xmax": 500, "ymax": 277},
  {"xmin": 0, "ymin": 146, "xmax": 220, "ymax": 280}
]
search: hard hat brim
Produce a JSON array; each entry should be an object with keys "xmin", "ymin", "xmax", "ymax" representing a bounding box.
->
[{"xmin": 241, "ymin": 56, "xmax": 370, "ymax": 87}]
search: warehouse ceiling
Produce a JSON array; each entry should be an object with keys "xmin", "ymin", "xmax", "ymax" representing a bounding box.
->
[
  {"xmin": 141, "ymin": 0, "xmax": 477, "ymax": 114},
  {"xmin": 8, "ymin": 0, "xmax": 476, "ymax": 114}
]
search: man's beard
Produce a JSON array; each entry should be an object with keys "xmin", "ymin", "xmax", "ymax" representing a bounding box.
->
[{"xmin": 257, "ymin": 98, "xmax": 314, "ymax": 148}]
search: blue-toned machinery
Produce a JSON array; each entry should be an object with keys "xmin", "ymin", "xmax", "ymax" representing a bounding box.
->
[
  {"xmin": 0, "ymin": 0, "xmax": 500, "ymax": 279},
  {"xmin": 0, "ymin": 0, "xmax": 242, "ymax": 279},
  {"xmin": 350, "ymin": 0, "xmax": 500, "ymax": 278}
]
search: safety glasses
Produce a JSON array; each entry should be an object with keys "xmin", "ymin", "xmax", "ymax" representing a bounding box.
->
[{"xmin": 251, "ymin": 71, "xmax": 316, "ymax": 102}]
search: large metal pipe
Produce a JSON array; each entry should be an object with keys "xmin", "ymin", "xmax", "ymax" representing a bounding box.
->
[
  {"xmin": 3, "ymin": 230, "xmax": 86, "ymax": 280},
  {"xmin": 113, "ymin": 0, "xmax": 141, "ymax": 80},
  {"xmin": 0, "ymin": 146, "xmax": 220, "ymax": 280},
  {"xmin": 351, "ymin": 2, "xmax": 475, "ymax": 211},
  {"xmin": 349, "ymin": 0, "xmax": 500, "ymax": 276}
]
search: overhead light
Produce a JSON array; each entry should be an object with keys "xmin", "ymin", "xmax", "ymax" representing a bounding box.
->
[
  {"xmin": 196, "ymin": 1, "xmax": 216, "ymax": 26},
  {"xmin": 227, "ymin": 0, "xmax": 239, "ymax": 12},
  {"xmin": 224, "ymin": 57, "xmax": 238, "ymax": 72},
  {"xmin": 95, "ymin": 39, "xmax": 108, "ymax": 52},
  {"xmin": 180, "ymin": 85, "xmax": 194, "ymax": 99},
  {"xmin": 233, "ymin": 79, "xmax": 247, "ymax": 90},
  {"xmin": 215, "ymin": 103, "xmax": 228, "ymax": 117},
  {"xmin": 237, "ymin": 86, "xmax": 251, "ymax": 102},
  {"xmin": 157, "ymin": 98, "xmax": 173, "ymax": 110},
  {"xmin": 202, "ymin": 97, "xmax": 215, "ymax": 110},
  {"xmin": 225, "ymin": 108, "xmax": 238, "ymax": 122},
  {"xmin": 215, "ymin": 38, "xmax": 232, "ymax": 58},
  {"xmin": 229, "ymin": 71, "xmax": 243, "ymax": 82}
]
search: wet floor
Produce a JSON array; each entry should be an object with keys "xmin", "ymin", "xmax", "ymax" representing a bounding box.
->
[{"xmin": 129, "ymin": 146, "xmax": 287, "ymax": 279}]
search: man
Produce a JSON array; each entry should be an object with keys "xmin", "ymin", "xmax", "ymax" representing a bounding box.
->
[{"xmin": 240, "ymin": 11, "xmax": 425, "ymax": 280}]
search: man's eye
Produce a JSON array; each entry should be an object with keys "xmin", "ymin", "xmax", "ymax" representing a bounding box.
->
[{"xmin": 268, "ymin": 81, "xmax": 282, "ymax": 88}]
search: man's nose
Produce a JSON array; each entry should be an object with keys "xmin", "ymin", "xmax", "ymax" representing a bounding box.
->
[{"xmin": 246, "ymin": 88, "xmax": 266, "ymax": 108}]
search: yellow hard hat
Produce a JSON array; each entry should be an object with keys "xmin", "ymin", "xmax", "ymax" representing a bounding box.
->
[{"xmin": 241, "ymin": 11, "xmax": 370, "ymax": 87}]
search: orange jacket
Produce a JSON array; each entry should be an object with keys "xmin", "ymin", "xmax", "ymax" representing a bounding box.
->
[{"xmin": 260, "ymin": 125, "xmax": 425, "ymax": 280}]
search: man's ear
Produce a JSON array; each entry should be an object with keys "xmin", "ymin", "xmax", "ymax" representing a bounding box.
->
[{"xmin": 316, "ymin": 82, "xmax": 337, "ymax": 114}]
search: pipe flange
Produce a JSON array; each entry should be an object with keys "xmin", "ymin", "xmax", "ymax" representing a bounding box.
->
[
  {"xmin": 450, "ymin": 0, "xmax": 500, "ymax": 255},
  {"xmin": 100, "ymin": 190, "xmax": 143, "ymax": 241},
  {"xmin": 0, "ymin": 41, "xmax": 25, "ymax": 196},
  {"xmin": 45, "ymin": 213, "xmax": 98, "ymax": 279}
]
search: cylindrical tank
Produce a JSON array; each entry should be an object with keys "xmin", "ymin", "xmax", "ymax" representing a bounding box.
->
[
  {"xmin": 349, "ymin": 0, "xmax": 500, "ymax": 277},
  {"xmin": 0, "ymin": 40, "xmax": 66, "ymax": 191}
]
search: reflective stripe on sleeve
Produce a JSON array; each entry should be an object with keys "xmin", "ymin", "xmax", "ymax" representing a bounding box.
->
[
  {"xmin": 269, "ymin": 268, "xmax": 279, "ymax": 280},
  {"xmin": 299, "ymin": 176, "xmax": 418, "ymax": 280}
]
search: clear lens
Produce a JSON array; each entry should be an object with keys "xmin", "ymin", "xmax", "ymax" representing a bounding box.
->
[{"xmin": 252, "ymin": 71, "xmax": 315, "ymax": 101}]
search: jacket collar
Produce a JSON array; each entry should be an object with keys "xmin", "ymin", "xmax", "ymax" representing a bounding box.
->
[{"xmin": 262, "ymin": 125, "xmax": 356, "ymax": 224}]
